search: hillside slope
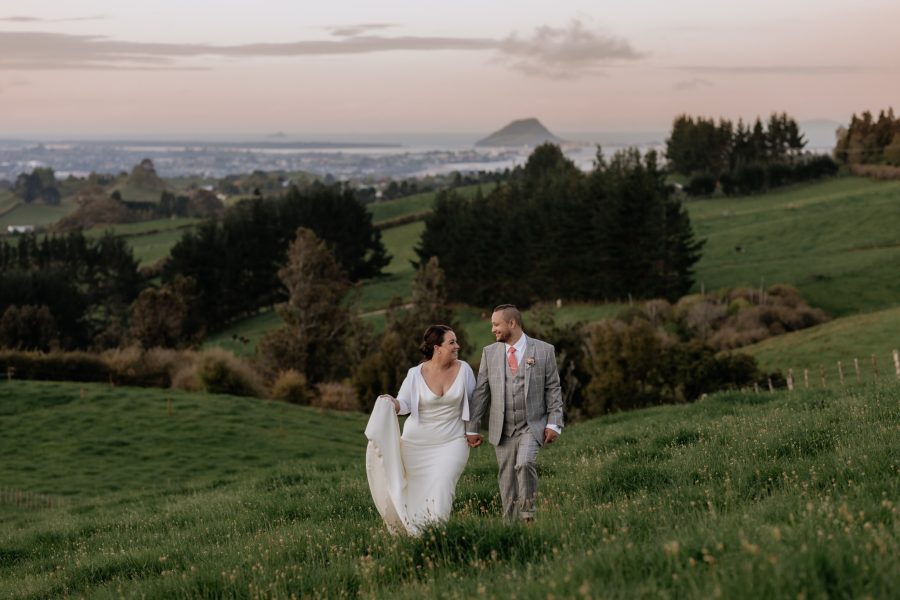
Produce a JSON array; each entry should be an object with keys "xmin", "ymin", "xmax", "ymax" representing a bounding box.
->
[
  {"xmin": 1, "ymin": 380, "xmax": 897, "ymax": 598},
  {"xmin": 741, "ymin": 305, "xmax": 900, "ymax": 374},
  {"xmin": 689, "ymin": 176, "xmax": 900, "ymax": 316}
]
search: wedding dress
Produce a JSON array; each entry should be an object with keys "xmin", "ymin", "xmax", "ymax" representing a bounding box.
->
[{"xmin": 365, "ymin": 363, "xmax": 473, "ymax": 535}]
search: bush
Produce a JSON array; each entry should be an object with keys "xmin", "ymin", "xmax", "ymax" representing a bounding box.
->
[
  {"xmin": 685, "ymin": 172, "xmax": 717, "ymax": 196},
  {"xmin": 313, "ymin": 382, "xmax": 360, "ymax": 411},
  {"xmin": 733, "ymin": 162, "xmax": 766, "ymax": 194},
  {"xmin": 0, "ymin": 349, "xmax": 110, "ymax": 382},
  {"xmin": 171, "ymin": 364, "xmax": 202, "ymax": 392},
  {"xmin": 103, "ymin": 346, "xmax": 192, "ymax": 387},
  {"xmin": 196, "ymin": 348, "xmax": 263, "ymax": 397},
  {"xmin": 582, "ymin": 320, "xmax": 763, "ymax": 416},
  {"xmin": 272, "ymin": 369, "xmax": 310, "ymax": 404}
]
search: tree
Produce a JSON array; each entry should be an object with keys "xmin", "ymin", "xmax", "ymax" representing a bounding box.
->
[
  {"xmin": 130, "ymin": 275, "xmax": 200, "ymax": 348},
  {"xmin": 257, "ymin": 228, "xmax": 353, "ymax": 384},
  {"xmin": 0, "ymin": 304, "xmax": 59, "ymax": 351},
  {"xmin": 352, "ymin": 256, "xmax": 471, "ymax": 409}
]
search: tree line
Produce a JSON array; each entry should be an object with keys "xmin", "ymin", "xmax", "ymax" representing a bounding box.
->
[
  {"xmin": 0, "ymin": 232, "xmax": 141, "ymax": 350},
  {"xmin": 666, "ymin": 113, "xmax": 838, "ymax": 196},
  {"xmin": 834, "ymin": 108, "xmax": 900, "ymax": 166},
  {"xmin": 415, "ymin": 143, "xmax": 704, "ymax": 307},
  {"xmin": 0, "ymin": 183, "xmax": 388, "ymax": 351}
]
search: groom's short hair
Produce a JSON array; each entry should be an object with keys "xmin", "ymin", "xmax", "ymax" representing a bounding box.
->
[{"xmin": 493, "ymin": 304, "xmax": 523, "ymax": 328}]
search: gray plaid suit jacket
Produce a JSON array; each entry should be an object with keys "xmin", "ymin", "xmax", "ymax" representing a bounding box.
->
[{"xmin": 466, "ymin": 336, "xmax": 564, "ymax": 446}]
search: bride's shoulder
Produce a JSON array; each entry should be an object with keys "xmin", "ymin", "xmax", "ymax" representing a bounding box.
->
[{"xmin": 456, "ymin": 360, "xmax": 475, "ymax": 374}]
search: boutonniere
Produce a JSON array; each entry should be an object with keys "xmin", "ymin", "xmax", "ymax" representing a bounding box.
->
[{"xmin": 525, "ymin": 357, "xmax": 535, "ymax": 368}]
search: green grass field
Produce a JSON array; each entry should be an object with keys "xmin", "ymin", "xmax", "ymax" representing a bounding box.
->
[
  {"xmin": 368, "ymin": 184, "xmax": 485, "ymax": 224},
  {"xmin": 0, "ymin": 200, "xmax": 76, "ymax": 231},
  {"xmin": 742, "ymin": 305, "xmax": 900, "ymax": 375},
  {"xmin": 1, "ymin": 379, "xmax": 896, "ymax": 598},
  {"xmin": 82, "ymin": 218, "xmax": 201, "ymax": 266},
  {"xmin": 203, "ymin": 309, "xmax": 283, "ymax": 357},
  {"xmin": 689, "ymin": 176, "xmax": 900, "ymax": 317}
]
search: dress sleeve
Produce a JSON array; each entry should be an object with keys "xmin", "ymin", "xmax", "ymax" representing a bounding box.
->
[
  {"xmin": 395, "ymin": 368, "xmax": 414, "ymax": 416},
  {"xmin": 461, "ymin": 361, "xmax": 476, "ymax": 421}
]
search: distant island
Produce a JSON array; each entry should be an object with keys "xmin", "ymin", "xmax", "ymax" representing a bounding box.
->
[{"xmin": 475, "ymin": 118, "xmax": 566, "ymax": 147}]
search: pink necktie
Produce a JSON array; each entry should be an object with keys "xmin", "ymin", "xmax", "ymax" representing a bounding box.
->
[{"xmin": 507, "ymin": 346, "xmax": 518, "ymax": 375}]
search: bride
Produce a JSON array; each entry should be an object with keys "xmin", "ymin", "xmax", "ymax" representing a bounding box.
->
[{"xmin": 365, "ymin": 325, "xmax": 476, "ymax": 535}]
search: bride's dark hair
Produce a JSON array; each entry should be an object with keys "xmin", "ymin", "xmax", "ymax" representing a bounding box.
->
[{"xmin": 419, "ymin": 325, "xmax": 453, "ymax": 360}]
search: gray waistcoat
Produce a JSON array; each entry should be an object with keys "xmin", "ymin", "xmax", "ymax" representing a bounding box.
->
[{"xmin": 502, "ymin": 356, "xmax": 527, "ymax": 437}]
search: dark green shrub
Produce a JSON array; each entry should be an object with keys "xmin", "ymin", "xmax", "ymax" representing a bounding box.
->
[
  {"xmin": 196, "ymin": 348, "xmax": 263, "ymax": 397},
  {"xmin": 685, "ymin": 172, "xmax": 717, "ymax": 196}
]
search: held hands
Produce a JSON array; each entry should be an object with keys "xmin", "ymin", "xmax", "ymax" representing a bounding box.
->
[
  {"xmin": 466, "ymin": 434, "xmax": 483, "ymax": 448},
  {"xmin": 543, "ymin": 428, "xmax": 559, "ymax": 445}
]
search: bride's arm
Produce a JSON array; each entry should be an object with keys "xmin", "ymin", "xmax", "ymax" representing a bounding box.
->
[{"xmin": 395, "ymin": 369, "xmax": 414, "ymax": 415}]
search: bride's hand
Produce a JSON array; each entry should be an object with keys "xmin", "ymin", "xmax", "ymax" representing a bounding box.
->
[{"xmin": 380, "ymin": 394, "xmax": 400, "ymax": 413}]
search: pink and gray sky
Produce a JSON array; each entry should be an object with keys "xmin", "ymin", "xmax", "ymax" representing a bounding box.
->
[{"xmin": 1, "ymin": 0, "xmax": 898, "ymax": 138}]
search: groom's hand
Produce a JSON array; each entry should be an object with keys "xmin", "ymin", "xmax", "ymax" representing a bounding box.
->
[
  {"xmin": 466, "ymin": 434, "xmax": 483, "ymax": 448},
  {"xmin": 543, "ymin": 428, "xmax": 559, "ymax": 445}
]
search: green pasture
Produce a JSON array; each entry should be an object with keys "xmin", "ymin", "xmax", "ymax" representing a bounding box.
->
[
  {"xmin": 689, "ymin": 176, "xmax": 900, "ymax": 317},
  {"xmin": 742, "ymin": 305, "xmax": 900, "ymax": 375},
  {"xmin": 0, "ymin": 191, "xmax": 17, "ymax": 216},
  {"xmin": 204, "ymin": 309, "xmax": 283, "ymax": 357},
  {"xmin": 0, "ymin": 200, "xmax": 75, "ymax": 231},
  {"xmin": 1, "ymin": 379, "xmax": 897, "ymax": 598},
  {"xmin": 111, "ymin": 183, "xmax": 166, "ymax": 204},
  {"xmin": 368, "ymin": 184, "xmax": 485, "ymax": 224},
  {"xmin": 83, "ymin": 218, "xmax": 201, "ymax": 266}
]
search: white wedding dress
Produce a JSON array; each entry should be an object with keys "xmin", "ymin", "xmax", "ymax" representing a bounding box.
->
[{"xmin": 365, "ymin": 366, "xmax": 470, "ymax": 535}]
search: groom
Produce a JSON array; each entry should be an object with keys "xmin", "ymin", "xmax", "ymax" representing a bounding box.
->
[{"xmin": 466, "ymin": 304, "xmax": 564, "ymax": 522}]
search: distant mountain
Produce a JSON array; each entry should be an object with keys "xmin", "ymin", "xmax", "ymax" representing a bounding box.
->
[{"xmin": 475, "ymin": 118, "xmax": 566, "ymax": 147}]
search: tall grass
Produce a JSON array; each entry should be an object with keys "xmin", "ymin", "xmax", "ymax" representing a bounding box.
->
[{"xmin": 1, "ymin": 379, "xmax": 897, "ymax": 598}]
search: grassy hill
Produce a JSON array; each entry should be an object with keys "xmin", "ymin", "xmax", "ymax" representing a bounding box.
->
[
  {"xmin": 82, "ymin": 218, "xmax": 202, "ymax": 266},
  {"xmin": 369, "ymin": 184, "xmax": 486, "ymax": 225},
  {"xmin": 1, "ymin": 379, "xmax": 897, "ymax": 598},
  {"xmin": 742, "ymin": 305, "xmax": 900, "ymax": 375},
  {"xmin": 689, "ymin": 176, "xmax": 900, "ymax": 317}
]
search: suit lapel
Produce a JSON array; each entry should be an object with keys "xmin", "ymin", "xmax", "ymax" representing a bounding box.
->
[
  {"xmin": 523, "ymin": 337, "xmax": 535, "ymax": 401},
  {"xmin": 494, "ymin": 343, "xmax": 506, "ymax": 400}
]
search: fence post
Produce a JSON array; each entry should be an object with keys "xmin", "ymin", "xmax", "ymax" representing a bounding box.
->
[
  {"xmin": 893, "ymin": 349, "xmax": 900, "ymax": 379},
  {"xmin": 767, "ymin": 377, "xmax": 774, "ymax": 392},
  {"xmin": 872, "ymin": 354, "xmax": 879, "ymax": 378},
  {"xmin": 787, "ymin": 369, "xmax": 794, "ymax": 391},
  {"xmin": 837, "ymin": 361, "xmax": 845, "ymax": 386},
  {"xmin": 804, "ymin": 368, "xmax": 809, "ymax": 389},
  {"xmin": 754, "ymin": 382, "xmax": 760, "ymax": 394},
  {"xmin": 820, "ymin": 367, "xmax": 826, "ymax": 389},
  {"xmin": 854, "ymin": 358, "xmax": 861, "ymax": 382}
]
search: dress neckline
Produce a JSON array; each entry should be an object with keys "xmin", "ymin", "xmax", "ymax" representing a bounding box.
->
[{"xmin": 421, "ymin": 361, "xmax": 462, "ymax": 398}]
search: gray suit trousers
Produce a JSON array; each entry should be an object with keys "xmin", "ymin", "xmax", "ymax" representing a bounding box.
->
[{"xmin": 494, "ymin": 429, "xmax": 540, "ymax": 520}]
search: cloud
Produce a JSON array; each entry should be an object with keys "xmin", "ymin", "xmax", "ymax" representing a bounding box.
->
[
  {"xmin": 673, "ymin": 78, "xmax": 713, "ymax": 91},
  {"xmin": 676, "ymin": 65, "xmax": 858, "ymax": 76},
  {"xmin": 0, "ymin": 21, "xmax": 643, "ymax": 79},
  {"xmin": 497, "ymin": 19, "xmax": 644, "ymax": 79},
  {"xmin": 0, "ymin": 31, "xmax": 497, "ymax": 70},
  {"xmin": 0, "ymin": 15, "xmax": 106, "ymax": 23},
  {"xmin": 325, "ymin": 23, "xmax": 397, "ymax": 37}
]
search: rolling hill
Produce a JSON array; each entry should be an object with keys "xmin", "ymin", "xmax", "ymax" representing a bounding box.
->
[{"xmin": 1, "ymin": 379, "xmax": 896, "ymax": 598}]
